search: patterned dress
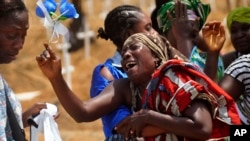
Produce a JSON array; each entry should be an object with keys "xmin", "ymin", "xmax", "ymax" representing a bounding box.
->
[
  {"xmin": 141, "ymin": 59, "xmax": 241, "ymax": 141},
  {"xmin": 0, "ymin": 74, "xmax": 23, "ymax": 141},
  {"xmin": 224, "ymin": 54, "xmax": 250, "ymax": 125}
]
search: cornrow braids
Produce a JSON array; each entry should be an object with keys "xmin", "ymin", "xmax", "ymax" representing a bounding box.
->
[
  {"xmin": 97, "ymin": 5, "xmax": 144, "ymax": 49},
  {"xmin": 0, "ymin": 0, "xmax": 27, "ymax": 19}
]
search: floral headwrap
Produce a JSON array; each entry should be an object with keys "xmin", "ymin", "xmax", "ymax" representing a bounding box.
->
[
  {"xmin": 157, "ymin": 0, "xmax": 211, "ymax": 33},
  {"xmin": 124, "ymin": 33, "xmax": 169, "ymax": 66},
  {"xmin": 227, "ymin": 7, "xmax": 250, "ymax": 32}
]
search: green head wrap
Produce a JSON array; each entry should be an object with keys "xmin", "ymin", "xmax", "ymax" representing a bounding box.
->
[
  {"xmin": 157, "ymin": 0, "xmax": 211, "ymax": 33},
  {"xmin": 227, "ymin": 7, "xmax": 250, "ymax": 32}
]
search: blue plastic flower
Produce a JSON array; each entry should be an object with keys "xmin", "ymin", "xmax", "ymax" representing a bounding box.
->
[
  {"xmin": 59, "ymin": 0, "xmax": 79, "ymax": 20},
  {"xmin": 35, "ymin": 0, "xmax": 57, "ymax": 18}
]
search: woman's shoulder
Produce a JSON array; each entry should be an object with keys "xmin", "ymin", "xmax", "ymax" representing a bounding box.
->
[
  {"xmin": 113, "ymin": 79, "xmax": 131, "ymax": 95},
  {"xmin": 238, "ymin": 53, "xmax": 250, "ymax": 60},
  {"xmin": 112, "ymin": 78, "xmax": 132, "ymax": 104},
  {"xmin": 227, "ymin": 53, "xmax": 250, "ymax": 68}
]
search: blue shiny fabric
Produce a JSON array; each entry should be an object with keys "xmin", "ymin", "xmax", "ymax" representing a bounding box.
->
[{"xmin": 90, "ymin": 52, "xmax": 131, "ymax": 138}]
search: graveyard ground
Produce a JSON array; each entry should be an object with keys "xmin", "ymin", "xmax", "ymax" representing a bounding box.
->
[{"xmin": 0, "ymin": 0, "xmax": 243, "ymax": 140}]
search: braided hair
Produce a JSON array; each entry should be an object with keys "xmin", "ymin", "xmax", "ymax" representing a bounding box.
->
[
  {"xmin": 0, "ymin": 0, "xmax": 28, "ymax": 19},
  {"xmin": 97, "ymin": 5, "xmax": 144, "ymax": 52}
]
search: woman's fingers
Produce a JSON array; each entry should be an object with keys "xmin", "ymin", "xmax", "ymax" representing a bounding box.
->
[{"xmin": 44, "ymin": 43, "xmax": 58, "ymax": 60}]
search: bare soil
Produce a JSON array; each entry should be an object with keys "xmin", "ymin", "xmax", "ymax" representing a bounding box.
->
[{"xmin": 0, "ymin": 0, "xmax": 241, "ymax": 140}]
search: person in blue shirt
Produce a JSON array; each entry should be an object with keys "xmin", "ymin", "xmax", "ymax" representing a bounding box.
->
[
  {"xmin": 91, "ymin": 4, "xmax": 188, "ymax": 140},
  {"xmin": 90, "ymin": 5, "xmax": 157, "ymax": 140}
]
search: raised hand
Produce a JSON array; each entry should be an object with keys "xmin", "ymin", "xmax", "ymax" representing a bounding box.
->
[
  {"xmin": 36, "ymin": 43, "xmax": 62, "ymax": 80},
  {"xmin": 168, "ymin": 0, "xmax": 199, "ymax": 41},
  {"xmin": 201, "ymin": 21, "xmax": 225, "ymax": 54},
  {"xmin": 166, "ymin": 0, "xmax": 200, "ymax": 58}
]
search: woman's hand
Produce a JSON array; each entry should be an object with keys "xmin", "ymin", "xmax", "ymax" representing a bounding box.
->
[
  {"xmin": 167, "ymin": 0, "xmax": 199, "ymax": 58},
  {"xmin": 23, "ymin": 102, "xmax": 60, "ymax": 128},
  {"xmin": 36, "ymin": 43, "xmax": 62, "ymax": 80},
  {"xmin": 201, "ymin": 21, "xmax": 225, "ymax": 53},
  {"xmin": 22, "ymin": 102, "xmax": 47, "ymax": 127},
  {"xmin": 115, "ymin": 109, "xmax": 149, "ymax": 138},
  {"xmin": 115, "ymin": 109, "xmax": 166, "ymax": 139},
  {"xmin": 169, "ymin": 0, "xmax": 199, "ymax": 41}
]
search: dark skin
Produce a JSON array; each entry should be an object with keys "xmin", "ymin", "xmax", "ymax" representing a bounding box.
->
[
  {"xmin": 36, "ymin": 36, "xmax": 212, "ymax": 140},
  {"xmin": 222, "ymin": 21, "xmax": 250, "ymax": 68},
  {"xmin": 219, "ymin": 74, "xmax": 244, "ymax": 100},
  {"xmin": 96, "ymin": 7, "xmax": 187, "ymax": 139},
  {"xmin": 118, "ymin": 35, "xmax": 212, "ymax": 140},
  {"xmin": 164, "ymin": 0, "xmax": 225, "ymax": 82},
  {"xmin": 202, "ymin": 21, "xmax": 226, "ymax": 82},
  {"xmin": 0, "ymin": 11, "xmax": 48, "ymax": 127},
  {"xmin": 100, "ymin": 11, "xmax": 156, "ymax": 81},
  {"xmin": 165, "ymin": 0, "xmax": 195, "ymax": 58},
  {"xmin": 116, "ymin": 101, "xmax": 212, "ymax": 139},
  {"xmin": 37, "ymin": 44, "xmax": 133, "ymax": 122},
  {"xmin": 219, "ymin": 21, "xmax": 250, "ymax": 100},
  {"xmin": 0, "ymin": 12, "xmax": 28, "ymax": 64},
  {"xmin": 100, "ymin": 9, "xmax": 189, "ymax": 82}
]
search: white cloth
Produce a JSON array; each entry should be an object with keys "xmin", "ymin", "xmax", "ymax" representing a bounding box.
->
[{"xmin": 30, "ymin": 103, "xmax": 62, "ymax": 141}]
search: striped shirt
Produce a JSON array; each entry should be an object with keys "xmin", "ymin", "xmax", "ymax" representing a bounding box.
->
[{"xmin": 224, "ymin": 54, "xmax": 250, "ymax": 125}]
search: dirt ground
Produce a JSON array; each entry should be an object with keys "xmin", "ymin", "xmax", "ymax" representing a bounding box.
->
[{"xmin": 0, "ymin": 0, "xmax": 245, "ymax": 140}]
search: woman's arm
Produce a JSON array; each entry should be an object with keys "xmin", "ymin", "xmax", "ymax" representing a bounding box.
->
[
  {"xmin": 219, "ymin": 74, "xmax": 244, "ymax": 100},
  {"xmin": 168, "ymin": 0, "xmax": 194, "ymax": 58},
  {"xmin": 201, "ymin": 21, "xmax": 226, "ymax": 82},
  {"xmin": 36, "ymin": 43, "xmax": 127, "ymax": 122},
  {"xmin": 116, "ymin": 100, "xmax": 212, "ymax": 140}
]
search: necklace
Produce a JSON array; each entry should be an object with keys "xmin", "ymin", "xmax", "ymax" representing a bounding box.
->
[{"xmin": 130, "ymin": 82, "xmax": 142, "ymax": 112}]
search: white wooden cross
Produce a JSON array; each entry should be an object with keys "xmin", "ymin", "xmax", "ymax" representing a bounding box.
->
[
  {"xmin": 99, "ymin": 0, "xmax": 111, "ymax": 19},
  {"xmin": 57, "ymin": 38, "xmax": 74, "ymax": 88},
  {"xmin": 76, "ymin": 18, "xmax": 95, "ymax": 59},
  {"xmin": 86, "ymin": 0, "xmax": 94, "ymax": 15}
]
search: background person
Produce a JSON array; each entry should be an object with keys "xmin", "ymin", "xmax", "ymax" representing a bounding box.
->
[
  {"xmin": 36, "ymin": 31, "xmax": 240, "ymax": 141},
  {"xmin": 157, "ymin": 0, "xmax": 225, "ymax": 82},
  {"xmin": 0, "ymin": 0, "xmax": 48, "ymax": 140},
  {"xmin": 91, "ymin": 5, "xmax": 156, "ymax": 140},
  {"xmin": 219, "ymin": 7, "xmax": 250, "ymax": 125},
  {"xmin": 115, "ymin": 32, "xmax": 240, "ymax": 140}
]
